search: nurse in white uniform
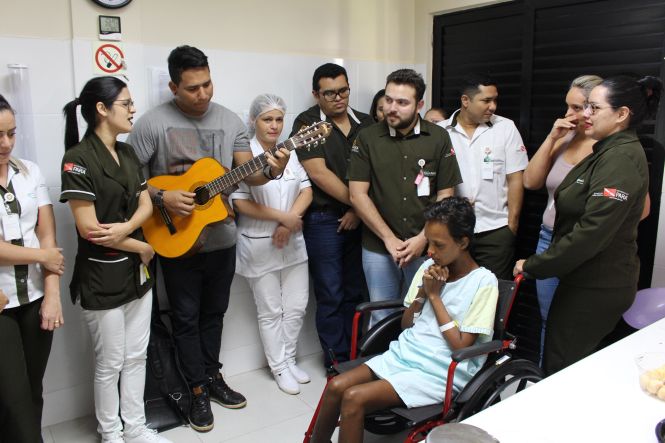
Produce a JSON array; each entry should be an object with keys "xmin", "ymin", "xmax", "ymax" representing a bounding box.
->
[{"xmin": 231, "ymin": 94, "xmax": 313, "ymax": 395}]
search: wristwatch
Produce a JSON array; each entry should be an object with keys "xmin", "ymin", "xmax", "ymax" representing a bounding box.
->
[{"xmin": 154, "ymin": 189, "xmax": 165, "ymax": 208}]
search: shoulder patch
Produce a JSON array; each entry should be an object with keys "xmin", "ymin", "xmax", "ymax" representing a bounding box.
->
[
  {"xmin": 63, "ymin": 162, "xmax": 87, "ymax": 175},
  {"xmin": 591, "ymin": 187, "xmax": 629, "ymax": 202},
  {"xmin": 445, "ymin": 147, "xmax": 456, "ymax": 158}
]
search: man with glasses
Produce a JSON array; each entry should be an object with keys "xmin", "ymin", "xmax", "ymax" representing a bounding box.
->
[
  {"xmin": 349, "ymin": 69, "xmax": 461, "ymax": 325},
  {"xmin": 128, "ymin": 45, "xmax": 289, "ymax": 433},
  {"xmin": 439, "ymin": 73, "xmax": 528, "ymax": 280},
  {"xmin": 290, "ymin": 63, "xmax": 372, "ymax": 371}
]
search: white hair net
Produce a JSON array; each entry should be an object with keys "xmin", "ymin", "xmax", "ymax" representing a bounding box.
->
[{"xmin": 247, "ymin": 93, "xmax": 287, "ymax": 136}]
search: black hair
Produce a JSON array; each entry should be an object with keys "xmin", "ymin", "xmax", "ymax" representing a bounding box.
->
[
  {"xmin": 167, "ymin": 45, "xmax": 209, "ymax": 85},
  {"xmin": 424, "ymin": 107, "xmax": 448, "ymax": 119},
  {"xmin": 62, "ymin": 76, "xmax": 127, "ymax": 150},
  {"xmin": 386, "ymin": 69, "xmax": 426, "ymax": 102},
  {"xmin": 0, "ymin": 94, "xmax": 14, "ymax": 114},
  {"xmin": 459, "ymin": 73, "xmax": 498, "ymax": 99},
  {"xmin": 312, "ymin": 63, "xmax": 348, "ymax": 92},
  {"xmin": 600, "ymin": 75, "xmax": 662, "ymax": 128},
  {"xmin": 369, "ymin": 89, "xmax": 386, "ymax": 122},
  {"xmin": 424, "ymin": 197, "xmax": 476, "ymax": 249}
]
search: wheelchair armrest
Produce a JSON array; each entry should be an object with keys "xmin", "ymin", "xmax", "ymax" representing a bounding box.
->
[
  {"xmin": 451, "ymin": 339, "xmax": 504, "ymax": 362},
  {"xmin": 355, "ymin": 300, "xmax": 405, "ymax": 312}
]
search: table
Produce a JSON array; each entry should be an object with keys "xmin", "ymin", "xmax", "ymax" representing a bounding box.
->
[{"xmin": 462, "ymin": 317, "xmax": 665, "ymax": 442}]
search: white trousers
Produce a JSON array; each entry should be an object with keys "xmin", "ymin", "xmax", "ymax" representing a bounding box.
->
[
  {"xmin": 82, "ymin": 291, "xmax": 152, "ymax": 439},
  {"xmin": 246, "ymin": 262, "xmax": 309, "ymax": 374}
]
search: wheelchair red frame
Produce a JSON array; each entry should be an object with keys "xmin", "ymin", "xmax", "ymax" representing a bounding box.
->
[{"xmin": 303, "ymin": 273, "xmax": 530, "ymax": 443}]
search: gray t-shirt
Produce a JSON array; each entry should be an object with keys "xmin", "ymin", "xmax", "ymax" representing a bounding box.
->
[{"xmin": 128, "ymin": 100, "xmax": 250, "ymax": 252}]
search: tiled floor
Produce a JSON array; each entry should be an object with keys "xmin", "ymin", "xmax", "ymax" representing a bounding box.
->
[{"xmin": 42, "ymin": 354, "xmax": 409, "ymax": 443}]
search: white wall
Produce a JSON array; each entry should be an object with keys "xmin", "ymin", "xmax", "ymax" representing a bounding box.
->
[{"xmin": 0, "ymin": 0, "xmax": 424, "ymax": 427}]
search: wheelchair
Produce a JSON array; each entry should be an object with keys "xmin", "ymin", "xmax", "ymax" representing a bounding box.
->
[{"xmin": 303, "ymin": 273, "xmax": 544, "ymax": 443}]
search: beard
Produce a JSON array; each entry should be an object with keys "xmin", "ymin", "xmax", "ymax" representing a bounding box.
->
[{"xmin": 387, "ymin": 110, "xmax": 418, "ymax": 131}]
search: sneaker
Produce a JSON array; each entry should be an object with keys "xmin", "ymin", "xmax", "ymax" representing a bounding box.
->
[
  {"xmin": 288, "ymin": 363, "xmax": 311, "ymax": 384},
  {"xmin": 189, "ymin": 385, "xmax": 214, "ymax": 432},
  {"xmin": 101, "ymin": 432, "xmax": 124, "ymax": 443},
  {"xmin": 275, "ymin": 369, "xmax": 300, "ymax": 395},
  {"xmin": 208, "ymin": 373, "xmax": 247, "ymax": 409},
  {"xmin": 125, "ymin": 427, "xmax": 173, "ymax": 443}
]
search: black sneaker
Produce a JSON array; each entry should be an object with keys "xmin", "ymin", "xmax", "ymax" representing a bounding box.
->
[
  {"xmin": 208, "ymin": 373, "xmax": 247, "ymax": 409},
  {"xmin": 189, "ymin": 385, "xmax": 214, "ymax": 432}
]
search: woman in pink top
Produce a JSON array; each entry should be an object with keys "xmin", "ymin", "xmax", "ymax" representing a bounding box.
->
[{"xmin": 523, "ymin": 75, "xmax": 602, "ymax": 363}]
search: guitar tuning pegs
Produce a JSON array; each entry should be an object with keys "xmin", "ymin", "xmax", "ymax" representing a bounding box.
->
[
  {"xmin": 320, "ymin": 138, "xmax": 326, "ymax": 144},
  {"xmin": 312, "ymin": 141, "xmax": 319, "ymax": 147}
]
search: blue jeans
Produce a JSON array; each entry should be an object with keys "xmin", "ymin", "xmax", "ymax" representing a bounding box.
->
[
  {"xmin": 362, "ymin": 248, "xmax": 426, "ymax": 326},
  {"xmin": 303, "ymin": 211, "xmax": 365, "ymax": 366},
  {"xmin": 535, "ymin": 225, "xmax": 559, "ymax": 365}
]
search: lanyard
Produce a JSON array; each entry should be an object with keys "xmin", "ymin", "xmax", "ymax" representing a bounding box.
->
[{"xmin": 0, "ymin": 178, "xmax": 28, "ymax": 305}]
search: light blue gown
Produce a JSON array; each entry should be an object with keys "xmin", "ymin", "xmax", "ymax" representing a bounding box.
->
[{"xmin": 365, "ymin": 261, "xmax": 498, "ymax": 408}]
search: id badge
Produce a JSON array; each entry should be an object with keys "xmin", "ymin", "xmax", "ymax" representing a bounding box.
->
[
  {"xmin": 482, "ymin": 161, "xmax": 493, "ymax": 180},
  {"xmin": 2, "ymin": 214, "xmax": 21, "ymax": 240},
  {"xmin": 417, "ymin": 176, "xmax": 430, "ymax": 197}
]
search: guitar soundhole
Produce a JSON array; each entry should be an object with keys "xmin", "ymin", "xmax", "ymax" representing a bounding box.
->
[{"xmin": 194, "ymin": 186, "xmax": 210, "ymax": 205}]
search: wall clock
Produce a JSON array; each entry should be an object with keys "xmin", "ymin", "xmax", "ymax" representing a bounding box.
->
[{"xmin": 91, "ymin": 0, "xmax": 132, "ymax": 9}]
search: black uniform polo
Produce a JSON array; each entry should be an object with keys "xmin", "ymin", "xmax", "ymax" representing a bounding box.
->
[
  {"xmin": 349, "ymin": 119, "xmax": 462, "ymax": 253},
  {"xmin": 60, "ymin": 133, "xmax": 151, "ymax": 310},
  {"xmin": 291, "ymin": 105, "xmax": 373, "ymax": 214}
]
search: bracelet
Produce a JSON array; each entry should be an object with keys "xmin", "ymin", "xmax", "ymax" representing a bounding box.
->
[
  {"xmin": 262, "ymin": 164, "xmax": 283, "ymax": 180},
  {"xmin": 439, "ymin": 320, "xmax": 458, "ymax": 333},
  {"xmin": 413, "ymin": 311, "xmax": 421, "ymax": 319},
  {"xmin": 414, "ymin": 297, "xmax": 425, "ymax": 304}
]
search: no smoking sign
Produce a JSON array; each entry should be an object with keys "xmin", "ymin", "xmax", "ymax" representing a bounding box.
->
[{"xmin": 93, "ymin": 42, "xmax": 126, "ymax": 75}]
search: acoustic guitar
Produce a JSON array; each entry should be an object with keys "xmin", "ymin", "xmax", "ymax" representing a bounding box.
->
[{"xmin": 143, "ymin": 121, "xmax": 332, "ymax": 258}]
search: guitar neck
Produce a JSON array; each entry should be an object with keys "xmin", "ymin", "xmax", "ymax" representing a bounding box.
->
[{"xmin": 205, "ymin": 138, "xmax": 296, "ymax": 198}]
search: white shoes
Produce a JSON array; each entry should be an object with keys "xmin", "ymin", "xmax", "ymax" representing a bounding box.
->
[
  {"xmin": 275, "ymin": 369, "xmax": 300, "ymax": 394},
  {"xmin": 101, "ymin": 432, "xmax": 124, "ymax": 443},
  {"xmin": 288, "ymin": 363, "xmax": 311, "ymax": 384},
  {"xmin": 124, "ymin": 426, "xmax": 173, "ymax": 443}
]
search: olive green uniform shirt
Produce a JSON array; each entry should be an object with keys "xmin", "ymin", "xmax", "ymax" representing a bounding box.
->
[
  {"xmin": 60, "ymin": 133, "xmax": 153, "ymax": 310},
  {"xmin": 348, "ymin": 119, "xmax": 463, "ymax": 254},
  {"xmin": 524, "ymin": 129, "xmax": 648, "ymax": 288},
  {"xmin": 292, "ymin": 105, "xmax": 373, "ymax": 214}
]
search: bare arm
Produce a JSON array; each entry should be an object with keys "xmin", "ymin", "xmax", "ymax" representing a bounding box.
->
[
  {"xmin": 34, "ymin": 204, "xmax": 63, "ymax": 330},
  {"xmin": 423, "ymin": 265, "xmax": 478, "ymax": 350},
  {"xmin": 301, "ymin": 158, "xmax": 352, "ymax": 206},
  {"xmin": 641, "ymin": 193, "xmax": 651, "ymax": 221},
  {"xmin": 401, "ymin": 287, "xmax": 426, "ymax": 329},
  {"xmin": 87, "ymin": 190, "xmax": 153, "ymax": 247},
  {"xmin": 506, "ymin": 171, "xmax": 524, "ymax": 234},
  {"xmin": 0, "ymin": 206, "xmax": 64, "ymax": 273},
  {"xmin": 523, "ymin": 116, "xmax": 577, "ymax": 190},
  {"xmin": 67, "ymin": 199, "xmax": 153, "ymax": 263}
]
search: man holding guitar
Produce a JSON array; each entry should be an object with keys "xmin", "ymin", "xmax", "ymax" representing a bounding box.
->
[
  {"xmin": 128, "ymin": 45, "xmax": 289, "ymax": 433},
  {"xmin": 290, "ymin": 63, "xmax": 373, "ymax": 372}
]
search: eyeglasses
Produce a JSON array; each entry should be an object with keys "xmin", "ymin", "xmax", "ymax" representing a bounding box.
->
[
  {"xmin": 113, "ymin": 99, "xmax": 135, "ymax": 110},
  {"xmin": 320, "ymin": 87, "xmax": 350, "ymax": 102},
  {"xmin": 583, "ymin": 102, "xmax": 613, "ymax": 115}
]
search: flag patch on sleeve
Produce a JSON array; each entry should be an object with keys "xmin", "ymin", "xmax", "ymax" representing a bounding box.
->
[{"xmin": 63, "ymin": 163, "xmax": 87, "ymax": 175}]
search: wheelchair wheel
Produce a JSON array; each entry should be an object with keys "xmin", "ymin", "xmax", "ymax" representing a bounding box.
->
[{"xmin": 454, "ymin": 358, "xmax": 544, "ymax": 421}]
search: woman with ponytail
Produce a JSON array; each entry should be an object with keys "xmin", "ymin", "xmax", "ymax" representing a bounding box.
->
[
  {"xmin": 60, "ymin": 77, "xmax": 171, "ymax": 443},
  {"xmin": 0, "ymin": 94, "xmax": 64, "ymax": 442},
  {"xmin": 515, "ymin": 75, "xmax": 662, "ymax": 375}
]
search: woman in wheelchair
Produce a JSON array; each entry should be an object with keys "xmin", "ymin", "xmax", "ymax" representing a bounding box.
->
[{"xmin": 309, "ymin": 197, "xmax": 499, "ymax": 443}]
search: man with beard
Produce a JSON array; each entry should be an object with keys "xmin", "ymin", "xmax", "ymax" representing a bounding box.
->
[
  {"xmin": 439, "ymin": 74, "xmax": 528, "ymax": 280},
  {"xmin": 291, "ymin": 63, "xmax": 373, "ymax": 371},
  {"xmin": 349, "ymin": 69, "xmax": 462, "ymax": 325}
]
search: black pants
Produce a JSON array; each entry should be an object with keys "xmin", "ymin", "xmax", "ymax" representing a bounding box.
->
[
  {"xmin": 544, "ymin": 282, "xmax": 636, "ymax": 376},
  {"xmin": 473, "ymin": 226, "xmax": 515, "ymax": 280},
  {"xmin": 159, "ymin": 247, "xmax": 235, "ymax": 387},
  {"xmin": 0, "ymin": 298, "xmax": 53, "ymax": 443}
]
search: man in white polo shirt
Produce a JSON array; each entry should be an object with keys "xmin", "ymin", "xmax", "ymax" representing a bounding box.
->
[{"xmin": 439, "ymin": 74, "xmax": 528, "ymax": 280}]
